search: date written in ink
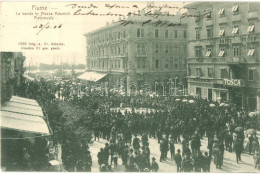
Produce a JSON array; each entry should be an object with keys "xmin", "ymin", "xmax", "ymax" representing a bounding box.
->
[{"xmin": 33, "ymin": 22, "xmax": 63, "ymax": 36}]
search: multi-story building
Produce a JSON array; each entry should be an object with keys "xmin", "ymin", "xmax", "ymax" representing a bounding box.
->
[
  {"xmin": 0, "ymin": 52, "xmax": 26, "ymax": 105},
  {"xmin": 185, "ymin": 2, "xmax": 260, "ymax": 111},
  {"xmin": 84, "ymin": 11, "xmax": 187, "ymax": 92}
]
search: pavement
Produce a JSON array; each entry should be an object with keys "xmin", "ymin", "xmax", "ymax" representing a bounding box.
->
[{"xmin": 89, "ymin": 135, "xmax": 259, "ymax": 173}]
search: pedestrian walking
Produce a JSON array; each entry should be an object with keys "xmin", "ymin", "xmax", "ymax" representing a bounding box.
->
[{"xmin": 174, "ymin": 149, "xmax": 182, "ymax": 172}]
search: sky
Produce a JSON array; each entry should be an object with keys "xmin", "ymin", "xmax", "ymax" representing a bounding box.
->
[{"xmin": 0, "ymin": 1, "xmax": 190, "ymax": 66}]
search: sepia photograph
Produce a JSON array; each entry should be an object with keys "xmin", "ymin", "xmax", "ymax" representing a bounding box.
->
[{"xmin": 0, "ymin": 1, "xmax": 260, "ymax": 172}]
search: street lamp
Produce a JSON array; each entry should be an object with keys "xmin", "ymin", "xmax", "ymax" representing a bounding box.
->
[{"xmin": 175, "ymin": 77, "xmax": 178, "ymax": 96}]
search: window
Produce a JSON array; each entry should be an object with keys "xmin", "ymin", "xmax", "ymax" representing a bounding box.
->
[
  {"xmin": 196, "ymin": 87, "xmax": 201, "ymax": 98},
  {"xmin": 175, "ymin": 64, "xmax": 178, "ymax": 68},
  {"xmin": 196, "ymin": 30, "xmax": 200, "ymax": 40},
  {"xmin": 233, "ymin": 47, "xmax": 240, "ymax": 56},
  {"xmin": 218, "ymin": 29, "xmax": 225, "ymax": 36},
  {"xmin": 184, "ymin": 31, "xmax": 187, "ymax": 38},
  {"xmin": 232, "ymin": 25, "xmax": 239, "ymax": 34},
  {"xmin": 208, "ymin": 68, "xmax": 213, "ymax": 78},
  {"xmin": 118, "ymin": 60, "xmax": 120, "ymax": 68},
  {"xmin": 123, "ymin": 30, "xmax": 127, "ymax": 38},
  {"xmin": 165, "ymin": 45, "xmax": 169, "ymax": 54},
  {"xmin": 123, "ymin": 60, "xmax": 128, "ymax": 69},
  {"xmin": 218, "ymin": 48, "xmax": 225, "ymax": 57},
  {"xmin": 247, "ymin": 24, "xmax": 255, "ymax": 33},
  {"xmin": 165, "ymin": 29, "xmax": 168, "ymax": 38},
  {"xmin": 205, "ymin": 48, "xmax": 212, "ymax": 57},
  {"xmin": 137, "ymin": 44, "xmax": 141, "ymax": 54},
  {"xmin": 195, "ymin": 47, "xmax": 202, "ymax": 58},
  {"xmin": 208, "ymin": 89, "xmax": 213, "ymax": 101},
  {"xmin": 165, "ymin": 59, "xmax": 169, "ymax": 69},
  {"xmin": 221, "ymin": 69, "xmax": 227, "ymax": 78},
  {"xmin": 118, "ymin": 32, "xmax": 121, "ymax": 39},
  {"xmin": 248, "ymin": 69, "xmax": 255, "ymax": 81},
  {"xmin": 118, "ymin": 46, "xmax": 121, "ymax": 54},
  {"xmin": 141, "ymin": 45, "xmax": 146, "ymax": 54},
  {"xmin": 137, "ymin": 28, "xmax": 140, "ymax": 37},
  {"xmin": 142, "ymin": 60, "xmax": 145, "ymax": 68},
  {"xmin": 218, "ymin": 8, "xmax": 225, "ymax": 15},
  {"xmin": 207, "ymin": 11, "xmax": 212, "ymax": 19},
  {"xmin": 137, "ymin": 28, "xmax": 144, "ymax": 37},
  {"xmin": 175, "ymin": 30, "xmax": 178, "ymax": 38},
  {"xmin": 155, "ymin": 60, "xmax": 159, "ymax": 68},
  {"xmin": 248, "ymin": 48, "xmax": 255, "ymax": 56},
  {"xmin": 207, "ymin": 27, "xmax": 213, "ymax": 38},
  {"xmin": 137, "ymin": 60, "xmax": 141, "ymax": 69},
  {"xmin": 232, "ymin": 5, "xmax": 239, "ymax": 13},
  {"xmin": 155, "ymin": 29, "xmax": 159, "ymax": 38},
  {"xmin": 155, "ymin": 44, "xmax": 159, "ymax": 53},
  {"xmin": 196, "ymin": 68, "xmax": 201, "ymax": 77}
]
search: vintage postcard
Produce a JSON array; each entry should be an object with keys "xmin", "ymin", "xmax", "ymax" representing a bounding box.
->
[{"xmin": 0, "ymin": 1, "xmax": 260, "ymax": 172}]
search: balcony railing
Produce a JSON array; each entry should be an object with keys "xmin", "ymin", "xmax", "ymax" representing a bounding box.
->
[
  {"xmin": 226, "ymin": 57, "xmax": 241, "ymax": 64},
  {"xmin": 248, "ymin": 11, "xmax": 258, "ymax": 19},
  {"xmin": 231, "ymin": 36, "xmax": 242, "ymax": 44},
  {"xmin": 135, "ymin": 53, "xmax": 147, "ymax": 57}
]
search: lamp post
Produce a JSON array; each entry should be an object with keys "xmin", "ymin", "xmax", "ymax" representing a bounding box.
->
[{"xmin": 175, "ymin": 77, "xmax": 178, "ymax": 96}]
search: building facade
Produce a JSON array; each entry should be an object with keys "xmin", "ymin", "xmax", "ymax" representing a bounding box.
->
[
  {"xmin": 185, "ymin": 2, "xmax": 260, "ymax": 111},
  {"xmin": 0, "ymin": 52, "xmax": 26, "ymax": 105},
  {"xmin": 85, "ymin": 11, "xmax": 187, "ymax": 92}
]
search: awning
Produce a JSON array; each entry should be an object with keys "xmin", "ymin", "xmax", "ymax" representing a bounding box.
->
[
  {"xmin": 23, "ymin": 74, "xmax": 35, "ymax": 81},
  {"xmin": 1, "ymin": 96, "xmax": 50, "ymax": 135},
  {"xmin": 10, "ymin": 96, "xmax": 39, "ymax": 106},
  {"xmin": 77, "ymin": 71, "xmax": 107, "ymax": 82},
  {"xmin": 1, "ymin": 111, "xmax": 50, "ymax": 135}
]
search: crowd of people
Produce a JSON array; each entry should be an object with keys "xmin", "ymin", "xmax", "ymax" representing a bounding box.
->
[{"xmin": 19, "ymin": 76, "xmax": 260, "ymax": 172}]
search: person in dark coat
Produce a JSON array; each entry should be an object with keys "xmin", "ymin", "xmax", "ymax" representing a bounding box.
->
[
  {"xmin": 127, "ymin": 149, "xmax": 135, "ymax": 172},
  {"xmin": 104, "ymin": 143, "xmax": 110, "ymax": 165},
  {"xmin": 181, "ymin": 154, "xmax": 193, "ymax": 172},
  {"xmin": 133, "ymin": 135, "xmax": 141, "ymax": 151},
  {"xmin": 150, "ymin": 157, "xmax": 159, "ymax": 172},
  {"xmin": 170, "ymin": 139, "xmax": 175, "ymax": 159},
  {"xmin": 207, "ymin": 137, "xmax": 214, "ymax": 159},
  {"xmin": 174, "ymin": 149, "xmax": 182, "ymax": 172},
  {"xmin": 234, "ymin": 138, "xmax": 243, "ymax": 163},
  {"xmin": 141, "ymin": 133, "xmax": 149, "ymax": 146},
  {"xmin": 85, "ymin": 151, "xmax": 92, "ymax": 172},
  {"xmin": 97, "ymin": 148, "xmax": 104, "ymax": 168},
  {"xmin": 248, "ymin": 135, "xmax": 254, "ymax": 155},
  {"xmin": 202, "ymin": 152, "xmax": 211, "ymax": 172},
  {"xmin": 122, "ymin": 145, "xmax": 129, "ymax": 166}
]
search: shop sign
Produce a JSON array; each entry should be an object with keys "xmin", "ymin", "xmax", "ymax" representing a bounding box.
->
[{"xmin": 223, "ymin": 78, "xmax": 244, "ymax": 87}]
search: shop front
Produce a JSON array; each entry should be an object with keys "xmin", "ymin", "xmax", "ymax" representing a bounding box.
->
[{"xmin": 223, "ymin": 78, "xmax": 246, "ymax": 109}]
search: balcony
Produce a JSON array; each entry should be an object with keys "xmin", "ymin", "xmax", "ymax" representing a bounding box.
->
[
  {"xmin": 231, "ymin": 36, "xmax": 242, "ymax": 44},
  {"xmin": 226, "ymin": 57, "xmax": 241, "ymax": 64},
  {"xmin": 232, "ymin": 14, "xmax": 241, "ymax": 22},
  {"xmin": 246, "ymin": 56, "xmax": 259, "ymax": 63},
  {"xmin": 135, "ymin": 53, "xmax": 147, "ymax": 57},
  {"xmin": 218, "ymin": 17, "xmax": 227, "ymax": 24},
  {"xmin": 248, "ymin": 11, "xmax": 258, "ymax": 19},
  {"xmin": 187, "ymin": 57, "xmax": 202, "ymax": 63}
]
